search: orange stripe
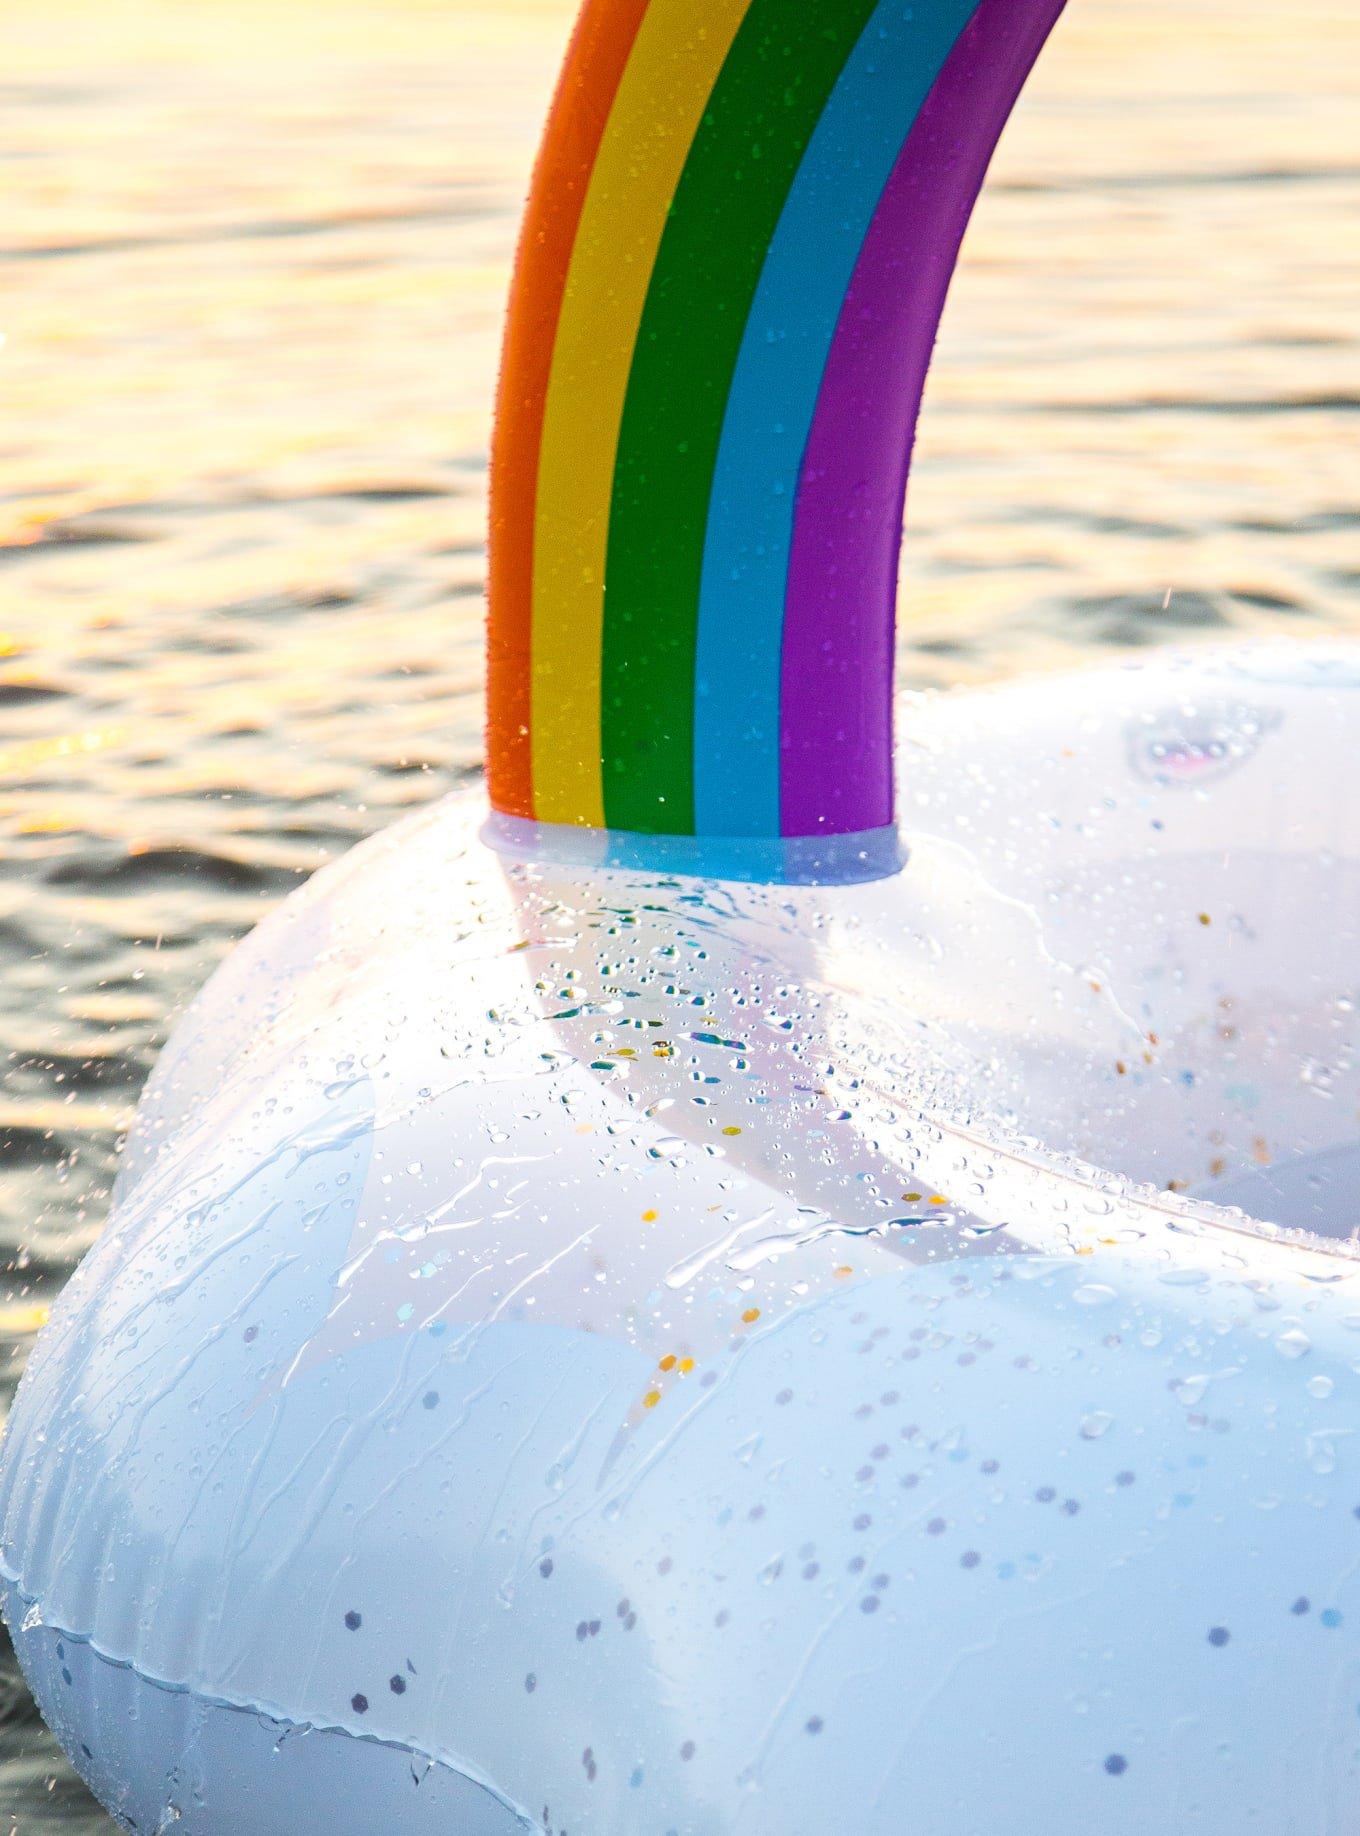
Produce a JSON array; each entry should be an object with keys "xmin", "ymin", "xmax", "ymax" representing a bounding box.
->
[{"xmin": 486, "ymin": 0, "xmax": 651, "ymax": 820}]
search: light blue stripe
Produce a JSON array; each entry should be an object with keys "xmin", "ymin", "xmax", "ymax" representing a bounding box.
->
[
  {"xmin": 692, "ymin": 0, "xmax": 980, "ymax": 836},
  {"xmin": 481, "ymin": 813, "xmax": 905, "ymax": 887}
]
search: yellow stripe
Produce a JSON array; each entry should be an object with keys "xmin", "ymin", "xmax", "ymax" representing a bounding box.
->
[{"xmin": 531, "ymin": 0, "xmax": 753, "ymax": 827}]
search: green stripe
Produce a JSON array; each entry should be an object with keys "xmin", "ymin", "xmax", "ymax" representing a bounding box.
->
[{"xmin": 600, "ymin": 0, "xmax": 878, "ymax": 835}]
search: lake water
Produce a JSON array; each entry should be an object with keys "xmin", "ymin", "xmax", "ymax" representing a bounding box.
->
[{"xmin": 2, "ymin": 0, "xmax": 1356, "ymax": 1823}]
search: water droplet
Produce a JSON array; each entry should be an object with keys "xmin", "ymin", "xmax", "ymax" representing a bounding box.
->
[
  {"xmin": 648, "ymin": 1136, "xmax": 688, "ymax": 1162},
  {"xmin": 1305, "ymin": 1430, "xmax": 1349, "ymax": 1476}
]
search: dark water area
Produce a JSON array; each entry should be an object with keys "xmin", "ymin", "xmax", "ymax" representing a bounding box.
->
[{"xmin": 2, "ymin": 0, "xmax": 1356, "ymax": 1822}]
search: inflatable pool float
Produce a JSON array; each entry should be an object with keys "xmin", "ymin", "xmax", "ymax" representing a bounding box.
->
[{"xmin": 4, "ymin": 3, "xmax": 1359, "ymax": 1831}]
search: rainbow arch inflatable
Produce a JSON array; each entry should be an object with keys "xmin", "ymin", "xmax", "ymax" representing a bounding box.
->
[
  {"xmin": 488, "ymin": 0, "xmax": 1064, "ymax": 857},
  {"xmin": 4, "ymin": 3, "xmax": 1360, "ymax": 1834}
]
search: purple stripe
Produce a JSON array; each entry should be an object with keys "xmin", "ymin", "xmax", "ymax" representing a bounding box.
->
[{"xmin": 779, "ymin": 0, "xmax": 1067, "ymax": 837}]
